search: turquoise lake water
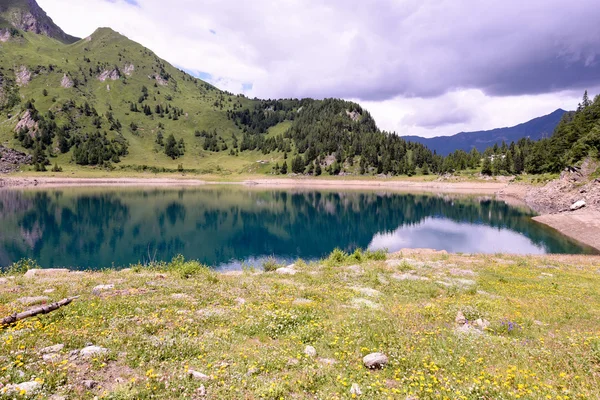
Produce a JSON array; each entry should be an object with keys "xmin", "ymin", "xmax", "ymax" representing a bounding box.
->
[{"xmin": 0, "ymin": 187, "xmax": 595, "ymax": 270}]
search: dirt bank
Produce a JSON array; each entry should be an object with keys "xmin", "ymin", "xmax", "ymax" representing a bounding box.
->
[{"xmin": 533, "ymin": 209, "xmax": 600, "ymax": 252}]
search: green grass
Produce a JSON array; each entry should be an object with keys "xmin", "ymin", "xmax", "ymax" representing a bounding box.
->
[{"xmin": 2, "ymin": 251, "xmax": 600, "ymax": 398}]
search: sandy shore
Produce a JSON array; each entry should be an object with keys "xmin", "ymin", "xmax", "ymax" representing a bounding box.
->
[
  {"xmin": 0, "ymin": 177, "xmax": 208, "ymax": 188},
  {"xmin": 1, "ymin": 176, "xmax": 508, "ymax": 193}
]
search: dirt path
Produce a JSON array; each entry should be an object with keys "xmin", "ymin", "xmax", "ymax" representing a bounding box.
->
[{"xmin": 533, "ymin": 209, "xmax": 600, "ymax": 252}]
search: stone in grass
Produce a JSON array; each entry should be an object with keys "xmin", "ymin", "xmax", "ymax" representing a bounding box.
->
[
  {"xmin": 92, "ymin": 284, "xmax": 114, "ymax": 295},
  {"xmin": 455, "ymin": 311, "xmax": 467, "ymax": 325},
  {"xmin": 275, "ymin": 265, "xmax": 297, "ymax": 275},
  {"xmin": 188, "ymin": 370, "xmax": 210, "ymax": 381},
  {"xmin": 0, "ymin": 277, "xmax": 8, "ymax": 285},
  {"xmin": 350, "ymin": 383, "xmax": 362, "ymax": 396},
  {"xmin": 40, "ymin": 344, "xmax": 64, "ymax": 354},
  {"xmin": 304, "ymin": 345, "xmax": 317, "ymax": 358},
  {"xmin": 17, "ymin": 296, "xmax": 50, "ymax": 306},
  {"xmin": 42, "ymin": 353, "xmax": 60, "ymax": 362},
  {"xmin": 81, "ymin": 380, "xmax": 99, "ymax": 390},
  {"xmin": 79, "ymin": 345, "xmax": 108, "ymax": 358},
  {"xmin": 3, "ymin": 381, "xmax": 42, "ymax": 396},
  {"xmin": 24, "ymin": 268, "xmax": 69, "ymax": 278},
  {"xmin": 363, "ymin": 352, "xmax": 389, "ymax": 369}
]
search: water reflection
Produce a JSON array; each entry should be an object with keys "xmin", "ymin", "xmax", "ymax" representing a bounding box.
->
[{"xmin": 0, "ymin": 187, "xmax": 595, "ymax": 270}]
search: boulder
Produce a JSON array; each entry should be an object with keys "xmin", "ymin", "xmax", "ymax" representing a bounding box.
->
[
  {"xmin": 79, "ymin": 345, "xmax": 108, "ymax": 357},
  {"xmin": 3, "ymin": 381, "xmax": 41, "ymax": 396},
  {"xmin": 304, "ymin": 345, "xmax": 317, "ymax": 358},
  {"xmin": 275, "ymin": 266, "xmax": 297, "ymax": 275},
  {"xmin": 24, "ymin": 268, "xmax": 69, "ymax": 278},
  {"xmin": 570, "ymin": 200, "xmax": 586, "ymax": 211},
  {"xmin": 363, "ymin": 352, "xmax": 389, "ymax": 369},
  {"xmin": 40, "ymin": 344, "xmax": 64, "ymax": 354},
  {"xmin": 188, "ymin": 370, "xmax": 210, "ymax": 381},
  {"xmin": 92, "ymin": 284, "xmax": 114, "ymax": 295}
]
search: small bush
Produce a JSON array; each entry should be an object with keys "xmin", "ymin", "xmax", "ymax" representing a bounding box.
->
[
  {"xmin": 262, "ymin": 257, "xmax": 281, "ymax": 272},
  {"xmin": 3, "ymin": 258, "xmax": 40, "ymax": 275}
]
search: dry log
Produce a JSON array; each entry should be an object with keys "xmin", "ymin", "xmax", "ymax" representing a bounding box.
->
[{"xmin": 1, "ymin": 296, "xmax": 79, "ymax": 326}]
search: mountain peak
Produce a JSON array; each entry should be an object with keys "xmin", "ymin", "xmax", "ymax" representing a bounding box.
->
[{"xmin": 0, "ymin": 0, "xmax": 79, "ymax": 43}]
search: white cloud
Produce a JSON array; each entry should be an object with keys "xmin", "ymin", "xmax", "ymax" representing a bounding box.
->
[{"xmin": 38, "ymin": 0, "xmax": 600, "ymax": 137}]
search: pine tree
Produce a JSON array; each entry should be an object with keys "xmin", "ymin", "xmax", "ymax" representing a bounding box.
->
[
  {"xmin": 482, "ymin": 157, "xmax": 492, "ymax": 175},
  {"xmin": 280, "ymin": 161, "xmax": 288, "ymax": 175}
]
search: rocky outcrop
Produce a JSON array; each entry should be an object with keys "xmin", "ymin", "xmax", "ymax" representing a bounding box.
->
[
  {"xmin": 15, "ymin": 110, "xmax": 37, "ymax": 132},
  {"xmin": 0, "ymin": 146, "xmax": 33, "ymax": 174},
  {"xmin": 150, "ymin": 74, "xmax": 168, "ymax": 86},
  {"xmin": 98, "ymin": 69, "xmax": 120, "ymax": 82},
  {"xmin": 15, "ymin": 65, "xmax": 31, "ymax": 86},
  {"xmin": 60, "ymin": 73, "xmax": 73, "ymax": 88},
  {"xmin": 0, "ymin": 28, "xmax": 11, "ymax": 42},
  {"xmin": 123, "ymin": 63, "xmax": 135, "ymax": 76},
  {"xmin": 525, "ymin": 159, "xmax": 600, "ymax": 213},
  {"xmin": 0, "ymin": 0, "xmax": 79, "ymax": 44}
]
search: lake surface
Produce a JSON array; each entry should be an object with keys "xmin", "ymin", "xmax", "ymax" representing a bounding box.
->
[{"xmin": 0, "ymin": 187, "xmax": 595, "ymax": 270}]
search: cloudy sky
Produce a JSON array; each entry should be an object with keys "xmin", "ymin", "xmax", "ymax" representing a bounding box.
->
[{"xmin": 39, "ymin": 0, "xmax": 600, "ymax": 137}]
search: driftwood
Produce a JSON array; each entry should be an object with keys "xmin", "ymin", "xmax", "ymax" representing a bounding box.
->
[{"xmin": 1, "ymin": 296, "xmax": 79, "ymax": 326}]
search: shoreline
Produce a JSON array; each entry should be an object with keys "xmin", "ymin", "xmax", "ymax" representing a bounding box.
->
[
  {"xmin": 2, "ymin": 175, "xmax": 600, "ymax": 252},
  {"xmin": 0, "ymin": 176, "xmax": 508, "ymax": 193}
]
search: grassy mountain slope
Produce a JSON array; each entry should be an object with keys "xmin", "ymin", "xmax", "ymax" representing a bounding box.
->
[
  {"xmin": 0, "ymin": 0, "xmax": 78, "ymax": 43},
  {"xmin": 403, "ymin": 109, "xmax": 566, "ymax": 156},
  {"xmin": 0, "ymin": 26, "xmax": 299, "ymax": 174}
]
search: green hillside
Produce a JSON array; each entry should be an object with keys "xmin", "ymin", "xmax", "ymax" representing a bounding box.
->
[{"xmin": 0, "ymin": 1, "xmax": 437, "ymax": 177}]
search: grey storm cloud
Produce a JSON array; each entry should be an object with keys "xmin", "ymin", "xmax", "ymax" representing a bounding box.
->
[{"xmin": 227, "ymin": 0, "xmax": 600, "ymax": 101}]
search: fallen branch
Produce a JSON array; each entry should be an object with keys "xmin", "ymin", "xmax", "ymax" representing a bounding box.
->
[{"xmin": 1, "ymin": 296, "xmax": 80, "ymax": 326}]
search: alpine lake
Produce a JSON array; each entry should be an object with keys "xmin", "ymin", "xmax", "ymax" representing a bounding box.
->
[{"xmin": 0, "ymin": 186, "xmax": 596, "ymax": 271}]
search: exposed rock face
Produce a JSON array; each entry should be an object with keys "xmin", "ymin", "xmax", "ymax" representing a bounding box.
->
[
  {"xmin": 0, "ymin": 145, "xmax": 32, "ymax": 173},
  {"xmin": 15, "ymin": 110, "xmax": 37, "ymax": 132},
  {"xmin": 570, "ymin": 200, "xmax": 586, "ymax": 211},
  {"xmin": 0, "ymin": 28, "xmax": 11, "ymax": 42},
  {"xmin": 346, "ymin": 109, "xmax": 361, "ymax": 121},
  {"xmin": 0, "ymin": 0, "xmax": 79, "ymax": 44},
  {"xmin": 123, "ymin": 63, "xmax": 135, "ymax": 76},
  {"xmin": 98, "ymin": 69, "xmax": 120, "ymax": 82},
  {"xmin": 60, "ymin": 73, "xmax": 73, "ymax": 88},
  {"xmin": 15, "ymin": 65, "xmax": 31, "ymax": 86},
  {"xmin": 150, "ymin": 74, "xmax": 168, "ymax": 86},
  {"xmin": 524, "ymin": 159, "xmax": 600, "ymax": 213}
]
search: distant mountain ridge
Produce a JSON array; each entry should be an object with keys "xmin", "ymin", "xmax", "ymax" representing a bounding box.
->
[
  {"xmin": 0, "ymin": 0, "xmax": 79, "ymax": 43},
  {"xmin": 403, "ymin": 109, "xmax": 567, "ymax": 155}
]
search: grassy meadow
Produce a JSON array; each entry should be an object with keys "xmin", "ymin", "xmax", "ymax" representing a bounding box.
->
[{"xmin": 1, "ymin": 250, "xmax": 600, "ymax": 399}]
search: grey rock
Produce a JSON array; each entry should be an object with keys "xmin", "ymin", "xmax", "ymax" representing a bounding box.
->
[
  {"xmin": 570, "ymin": 200, "xmax": 586, "ymax": 211},
  {"xmin": 40, "ymin": 344, "xmax": 64, "ymax": 354},
  {"xmin": 304, "ymin": 345, "xmax": 317, "ymax": 358},
  {"xmin": 42, "ymin": 353, "xmax": 60, "ymax": 362},
  {"xmin": 82, "ymin": 380, "xmax": 99, "ymax": 389},
  {"xmin": 17, "ymin": 296, "xmax": 50, "ymax": 306},
  {"xmin": 79, "ymin": 345, "xmax": 108, "ymax": 357},
  {"xmin": 317, "ymin": 357, "xmax": 337, "ymax": 366},
  {"xmin": 0, "ymin": 277, "xmax": 8, "ymax": 285},
  {"xmin": 3, "ymin": 380, "xmax": 41, "ymax": 395},
  {"xmin": 24, "ymin": 268, "xmax": 69, "ymax": 278},
  {"xmin": 350, "ymin": 383, "xmax": 362, "ymax": 396},
  {"xmin": 474, "ymin": 318, "xmax": 490, "ymax": 330},
  {"xmin": 391, "ymin": 273, "xmax": 429, "ymax": 281},
  {"xmin": 188, "ymin": 370, "xmax": 210, "ymax": 381},
  {"xmin": 350, "ymin": 287, "xmax": 382, "ymax": 297},
  {"xmin": 92, "ymin": 284, "xmax": 114, "ymax": 295},
  {"xmin": 363, "ymin": 352, "xmax": 389, "ymax": 369},
  {"xmin": 351, "ymin": 298, "xmax": 380, "ymax": 309},
  {"xmin": 275, "ymin": 266, "xmax": 297, "ymax": 275}
]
